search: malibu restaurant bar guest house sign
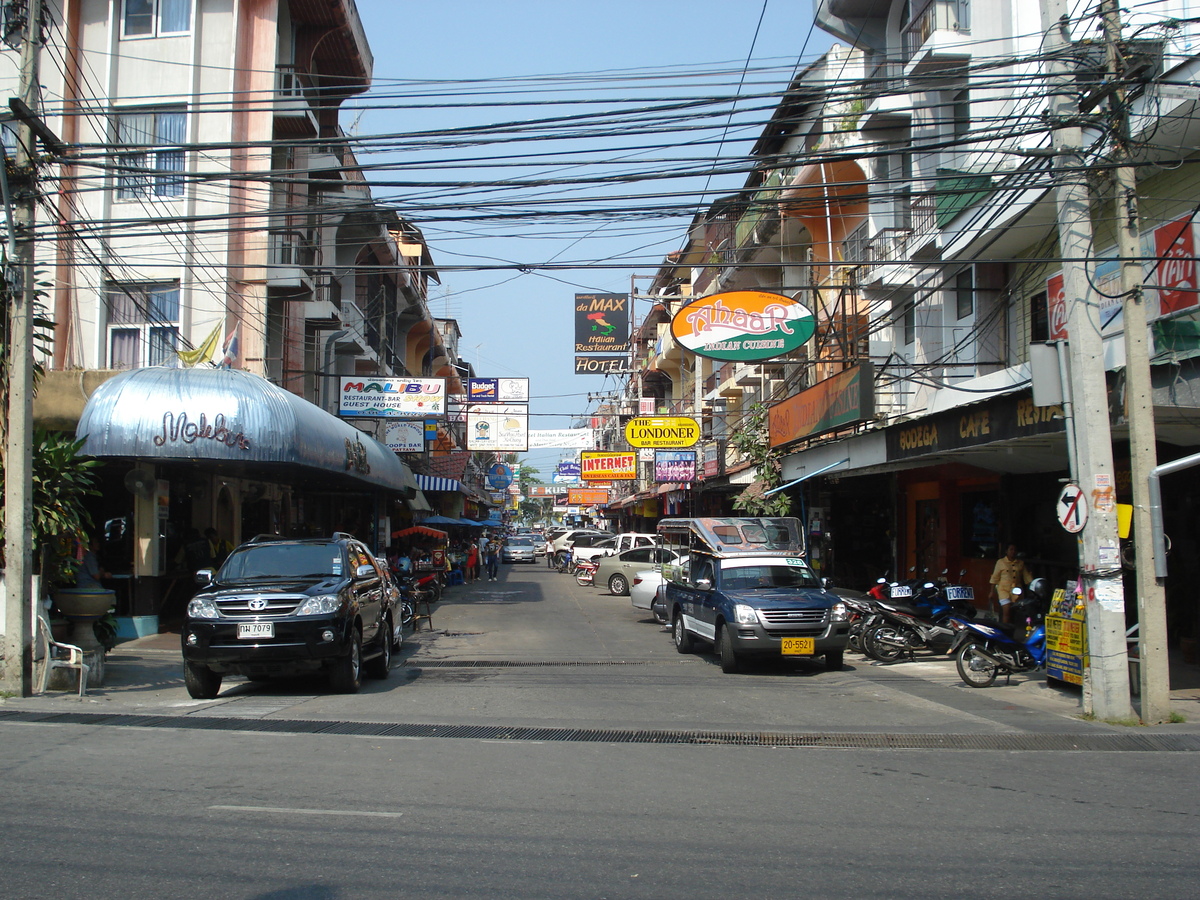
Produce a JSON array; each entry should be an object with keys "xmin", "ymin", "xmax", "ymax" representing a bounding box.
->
[{"xmin": 670, "ymin": 290, "xmax": 814, "ymax": 362}]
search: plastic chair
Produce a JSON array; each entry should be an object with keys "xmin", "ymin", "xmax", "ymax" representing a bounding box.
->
[
  {"xmin": 447, "ymin": 568, "xmax": 465, "ymax": 586},
  {"xmin": 37, "ymin": 616, "xmax": 90, "ymax": 699}
]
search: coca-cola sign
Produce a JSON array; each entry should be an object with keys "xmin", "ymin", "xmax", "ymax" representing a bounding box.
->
[
  {"xmin": 1047, "ymin": 273, "xmax": 1068, "ymax": 341},
  {"xmin": 1155, "ymin": 215, "xmax": 1197, "ymax": 317}
]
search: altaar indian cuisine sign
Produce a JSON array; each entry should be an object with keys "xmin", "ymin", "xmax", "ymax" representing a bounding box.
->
[{"xmin": 670, "ymin": 290, "xmax": 814, "ymax": 362}]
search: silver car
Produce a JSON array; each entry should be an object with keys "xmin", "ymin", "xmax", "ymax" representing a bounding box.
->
[
  {"xmin": 594, "ymin": 547, "xmax": 681, "ymax": 596},
  {"xmin": 502, "ymin": 537, "xmax": 537, "ymax": 563}
]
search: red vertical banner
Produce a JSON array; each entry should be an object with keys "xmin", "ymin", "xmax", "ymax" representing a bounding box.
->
[
  {"xmin": 1155, "ymin": 215, "xmax": 1197, "ymax": 317},
  {"xmin": 1047, "ymin": 273, "xmax": 1068, "ymax": 341}
]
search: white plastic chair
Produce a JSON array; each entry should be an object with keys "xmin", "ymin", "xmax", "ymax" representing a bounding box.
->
[{"xmin": 37, "ymin": 616, "xmax": 90, "ymax": 699}]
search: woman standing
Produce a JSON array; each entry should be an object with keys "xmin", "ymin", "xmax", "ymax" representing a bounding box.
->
[{"xmin": 465, "ymin": 541, "xmax": 479, "ymax": 584}]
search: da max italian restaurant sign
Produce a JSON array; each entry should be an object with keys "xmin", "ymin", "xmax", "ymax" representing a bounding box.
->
[
  {"xmin": 339, "ymin": 377, "xmax": 445, "ymax": 417},
  {"xmin": 624, "ymin": 416, "xmax": 699, "ymax": 449},
  {"xmin": 670, "ymin": 290, "xmax": 814, "ymax": 362},
  {"xmin": 886, "ymin": 392, "xmax": 1064, "ymax": 461}
]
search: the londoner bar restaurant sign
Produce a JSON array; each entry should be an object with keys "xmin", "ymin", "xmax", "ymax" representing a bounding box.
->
[
  {"xmin": 340, "ymin": 377, "xmax": 446, "ymax": 417},
  {"xmin": 581, "ymin": 451, "xmax": 638, "ymax": 481},
  {"xmin": 670, "ymin": 290, "xmax": 815, "ymax": 362},
  {"xmin": 624, "ymin": 416, "xmax": 700, "ymax": 448}
]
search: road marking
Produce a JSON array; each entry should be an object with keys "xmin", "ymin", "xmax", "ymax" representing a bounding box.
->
[{"xmin": 209, "ymin": 805, "xmax": 404, "ymax": 818}]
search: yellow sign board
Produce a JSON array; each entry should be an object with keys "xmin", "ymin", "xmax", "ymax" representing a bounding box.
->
[{"xmin": 624, "ymin": 416, "xmax": 700, "ymax": 448}]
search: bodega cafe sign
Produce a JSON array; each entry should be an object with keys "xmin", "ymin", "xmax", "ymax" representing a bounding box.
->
[
  {"xmin": 670, "ymin": 290, "xmax": 814, "ymax": 362},
  {"xmin": 624, "ymin": 416, "xmax": 700, "ymax": 449}
]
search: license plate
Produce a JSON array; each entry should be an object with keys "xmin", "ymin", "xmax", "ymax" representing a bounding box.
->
[
  {"xmin": 237, "ymin": 622, "xmax": 274, "ymax": 640},
  {"xmin": 781, "ymin": 637, "xmax": 814, "ymax": 656}
]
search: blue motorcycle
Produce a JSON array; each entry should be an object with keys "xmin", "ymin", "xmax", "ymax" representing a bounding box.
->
[{"xmin": 951, "ymin": 605, "xmax": 1047, "ymax": 687}]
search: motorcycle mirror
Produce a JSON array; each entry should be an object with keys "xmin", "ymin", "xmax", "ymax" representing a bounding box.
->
[
  {"xmin": 1011, "ymin": 586, "xmax": 1023, "ymax": 597},
  {"xmin": 876, "ymin": 577, "xmax": 887, "ymax": 584}
]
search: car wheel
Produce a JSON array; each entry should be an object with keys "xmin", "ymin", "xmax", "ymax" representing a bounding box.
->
[
  {"xmin": 366, "ymin": 617, "xmax": 392, "ymax": 679},
  {"xmin": 184, "ymin": 661, "xmax": 222, "ymax": 699},
  {"xmin": 824, "ymin": 649, "xmax": 844, "ymax": 671},
  {"xmin": 329, "ymin": 627, "xmax": 363, "ymax": 694},
  {"xmin": 673, "ymin": 611, "xmax": 694, "ymax": 654},
  {"xmin": 718, "ymin": 625, "xmax": 740, "ymax": 674},
  {"xmin": 608, "ymin": 573, "xmax": 629, "ymax": 595}
]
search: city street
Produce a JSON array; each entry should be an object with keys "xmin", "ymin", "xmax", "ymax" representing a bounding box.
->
[{"xmin": 3, "ymin": 563, "xmax": 1200, "ymax": 898}]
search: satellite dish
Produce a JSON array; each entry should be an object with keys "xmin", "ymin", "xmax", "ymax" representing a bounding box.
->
[{"xmin": 123, "ymin": 469, "xmax": 155, "ymax": 500}]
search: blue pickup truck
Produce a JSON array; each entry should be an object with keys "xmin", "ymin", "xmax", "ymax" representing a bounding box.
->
[{"xmin": 656, "ymin": 517, "xmax": 850, "ymax": 673}]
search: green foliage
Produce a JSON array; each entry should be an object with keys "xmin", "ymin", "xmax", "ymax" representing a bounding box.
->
[
  {"xmin": 728, "ymin": 402, "xmax": 792, "ymax": 517},
  {"xmin": 0, "ymin": 430, "xmax": 101, "ymax": 586}
]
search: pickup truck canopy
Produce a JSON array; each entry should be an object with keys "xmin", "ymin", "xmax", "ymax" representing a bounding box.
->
[{"xmin": 656, "ymin": 517, "xmax": 805, "ymax": 558}]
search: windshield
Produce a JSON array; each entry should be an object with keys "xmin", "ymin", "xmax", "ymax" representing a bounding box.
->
[
  {"xmin": 720, "ymin": 558, "xmax": 821, "ymax": 590},
  {"xmin": 220, "ymin": 543, "xmax": 345, "ymax": 580}
]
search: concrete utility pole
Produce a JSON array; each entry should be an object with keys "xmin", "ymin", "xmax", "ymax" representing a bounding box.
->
[
  {"xmin": 1, "ymin": 0, "xmax": 44, "ymax": 695},
  {"xmin": 1101, "ymin": 0, "xmax": 1171, "ymax": 722},
  {"xmin": 1040, "ymin": 0, "xmax": 1133, "ymax": 719}
]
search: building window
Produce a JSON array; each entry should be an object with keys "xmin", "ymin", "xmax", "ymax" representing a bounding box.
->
[
  {"xmin": 122, "ymin": 0, "xmax": 192, "ymax": 38},
  {"xmin": 106, "ymin": 282, "xmax": 180, "ymax": 368},
  {"xmin": 952, "ymin": 89, "xmax": 970, "ymax": 144},
  {"xmin": 955, "ymin": 267, "xmax": 974, "ymax": 319},
  {"xmin": 115, "ymin": 109, "xmax": 186, "ymax": 199},
  {"xmin": 896, "ymin": 296, "xmax": 915, "ymax": 345}
]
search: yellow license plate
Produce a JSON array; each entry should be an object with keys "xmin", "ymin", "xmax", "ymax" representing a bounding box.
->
[{"xmin": 781, "ymin": 637, "xmax": 814, "ymax": 656}]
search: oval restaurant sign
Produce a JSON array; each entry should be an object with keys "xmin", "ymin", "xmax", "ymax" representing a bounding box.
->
[
  {"xmin": 670, "ymin": 290, "xmax": 814, "ymax": 362},
  {"xmin": 624, "ymin": 416, "xmax": 699, "ymax": 449}
]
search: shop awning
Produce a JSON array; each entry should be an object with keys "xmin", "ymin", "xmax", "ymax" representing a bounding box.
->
[
  {"xmin": 415, "ymin": 474, "xmax": 465, "ymax": 493},
  {"xmin": 392, "ymin": 525, "xmax": 448, "ymax": 540},
  {"xmin": 75, "ymin": 366, "xmax": 417, "ymax": 496}
]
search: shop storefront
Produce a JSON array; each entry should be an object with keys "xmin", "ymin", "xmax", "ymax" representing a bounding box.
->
[{"xmin": 74, "ymin": 367, "xmax": 420, "ymax": 625}]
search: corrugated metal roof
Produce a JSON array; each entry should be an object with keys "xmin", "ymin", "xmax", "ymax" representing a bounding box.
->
[{"xmin": 75, "ymin": 366, "xmax": 415, "ymax": 495}]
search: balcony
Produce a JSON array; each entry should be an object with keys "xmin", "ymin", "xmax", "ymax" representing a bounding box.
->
[
  {"xmin": 860, "ymin": 58, "xmax": 910, "ymax": 131},
  {"xmin": 902, "ymin": 0, "xmax": 971, "ymax": 76},
  {"xmin": 267, "ymin": 229, "xmax": 318, "ymax": 291},
  {"xmin": 274, "ymin": 66, "xmax": 319, "ymax": 137}
]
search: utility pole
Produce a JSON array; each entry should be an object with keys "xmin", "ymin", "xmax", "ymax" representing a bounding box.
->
[
  {"xmin": 1101, "ymin": 0, "xmax": 1171, "ymax": 722},
  {"xmin": 1, "ymin": 0, "xmax": 44, "ymax": 695},
  {"xmin": 1040, "ymin": 0, "xmax": 1133, "ymax": 720}
]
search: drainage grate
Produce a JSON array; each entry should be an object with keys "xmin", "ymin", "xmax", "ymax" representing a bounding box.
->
[
  {"xmin": 1, "ymin": 707, "xmax": 1198, "ymax": 751},
  {"xmin": 404, "ymin": 659, "xmax": 651, "ymax": 668}
]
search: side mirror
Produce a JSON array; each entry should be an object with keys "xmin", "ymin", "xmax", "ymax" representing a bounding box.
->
[
  {"xmin": 194, "ymin": 568, "xmax": 215, "ymax": 586},
  {"xmin": 695, "ymin": 578, "xmax": 713, "ymax": 591},
  {"xmin": 356, "ymin": 563, "xmax": 377, "ymax": 579}
]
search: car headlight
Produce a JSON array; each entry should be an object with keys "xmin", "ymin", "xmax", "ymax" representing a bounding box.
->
[
  {"xmin": 187, "ymin": 596, "xmax": 220, "ymax": 619},
  {"xmin": 830, "ymin": 601, "xmax": 849, "ymax": 623},
  {"xmin": 295, "ymin": 594, "xmax": 342, "ymax": 616},
  {"xmin": 733, "ymin": 604, "xmax": 758, "ymax": 625}
]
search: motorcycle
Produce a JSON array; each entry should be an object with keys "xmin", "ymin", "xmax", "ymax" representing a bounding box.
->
[
  {"xmin": 861, "ymin": 581, "xmax": 974, "ymax": 662},
  {"xmin": 951, "ymin": 581, "xmax": 1050, "ymax": 687},
  {"xmin": 575, "ymin": 559, "xmax": 599, "ymax": 586}
]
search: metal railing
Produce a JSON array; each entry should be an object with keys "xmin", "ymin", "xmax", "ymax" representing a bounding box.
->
[{"xmin": 902, "ymin": 0, "xmax": 971, "ymax": 61}]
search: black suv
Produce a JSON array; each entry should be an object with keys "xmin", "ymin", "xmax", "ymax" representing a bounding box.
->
[{"xmin": 181, "ymin": 534, "xmax": 394, "ymax": 698}]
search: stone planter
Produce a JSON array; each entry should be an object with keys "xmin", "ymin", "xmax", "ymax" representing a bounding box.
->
[{"xmin": 52, "ymin": 587, "xmax": 115, "ymax": 687}]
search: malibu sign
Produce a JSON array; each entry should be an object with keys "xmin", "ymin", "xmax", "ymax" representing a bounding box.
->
[
  {"xmin": 624, "ymin": 416, "xmax": 699, "ymax": 449},
  {"xmin": 670, "ymin": 290, "xmax": 814, "ymax": 362}
]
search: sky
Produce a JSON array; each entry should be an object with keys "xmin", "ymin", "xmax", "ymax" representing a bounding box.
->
[{"xmin": 350, "ymin": 1, "xmax": 836, "ymax": 479}]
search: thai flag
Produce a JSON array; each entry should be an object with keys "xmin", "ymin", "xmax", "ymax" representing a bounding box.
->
[{"xmin": 218, "ymin": 322, "xmax": 240, "ymax": 367}]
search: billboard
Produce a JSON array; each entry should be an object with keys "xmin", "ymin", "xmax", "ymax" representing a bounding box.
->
[
  {"xmin": 384, "ymin": 420, "xmax": 425, "ymax": 453},
  {"xmin": 575, "ymin": 355, "xmax": 631, "ymax": 375},
  {"xmin": 624, "ymin": 416, "xmax": 700, "ymax": 449},
  {"xmin": 529, "ymin": 429, "xmax": 594, "ymax": 449},
  {"xmin": 339, "ymin": 377, "xmax": 445, "ymax": 418},
  {"xmin": 670, "ymin": 291, "xmax": 815, "ymax": 362},
  {"xmin": 574, "ymin": 293, "xmax": 630, "ymax": 353},
  {"xmin": 467, "ymin": 404, "xmax": 529, "ymax": 451},
  {"xmin": 467, "ymin": 378, "xmax": 530, "ymax": 402},
  {"xmin": 568, "ymin": 488, "xmax": 610, "ymax": 505},
  {"xmin": 655, "ymin": 450, "xmax": 697, "ymax": 482},
  {"xmin": 580, "ymin": 451, "xmax": 637, "ymax": 481}
]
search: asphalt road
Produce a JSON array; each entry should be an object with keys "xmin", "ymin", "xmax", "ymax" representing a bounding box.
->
[{"xmin": 3, "ymin": 562, "xmax": 1199, "ymax": 898}]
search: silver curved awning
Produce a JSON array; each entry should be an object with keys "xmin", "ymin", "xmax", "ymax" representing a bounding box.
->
[{"xmin": 75, "ymin": 366, "xmax": 416, "ymax": 496}]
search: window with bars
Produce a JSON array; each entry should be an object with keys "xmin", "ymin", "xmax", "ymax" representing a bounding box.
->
[
  {"xmin": 106, "ymin": 282, "xmax": 180, "ymax": 369},
  {"xmin": 115, "ymin": 109, "xmax": 186, "ymax": 199},
  {"xmin": 122, "ymin": 0, "xmax": 192, "ymax": 38}
]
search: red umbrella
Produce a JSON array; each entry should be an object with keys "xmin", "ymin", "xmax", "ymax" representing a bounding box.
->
[{"xmin": 391, "ymin": 526, "xmax": 449, "ymax": 540}]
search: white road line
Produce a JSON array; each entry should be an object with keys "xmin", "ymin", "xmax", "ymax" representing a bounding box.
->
[{"xmin": 209, "ymin": 805, "xmax": 404, "ymax": 818}]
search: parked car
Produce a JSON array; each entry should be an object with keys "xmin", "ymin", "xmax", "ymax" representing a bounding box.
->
[
  {"xmin": 570, "ymin": 536, "xmax": 618, "ymax": 564},
  {"xmin": 551, "ymin": 529, "xmax": 610, "ymax": 566},
  {"xmin": 594, "ymin": 546, "xmax": 682, "ymax": 595},
  {"xmin": 502, "ymin": 537, "xmax": 537, "ymax": 563},
  {"xmin": 630, "ymin": 569, "xmax": 664, "ymax": 612},
  {"xmin": 181, "ymin": 534, "xmax": 394, "ymax": 699}
]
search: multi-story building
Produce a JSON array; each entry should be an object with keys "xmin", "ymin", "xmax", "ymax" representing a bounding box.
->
[
  {"xmin": 1, "ymin": 0, "xmax": 459, "ymax": 625},
  {"xmin": 616, "ymin": 1, "xmax": 1200, "ymax": 650}
]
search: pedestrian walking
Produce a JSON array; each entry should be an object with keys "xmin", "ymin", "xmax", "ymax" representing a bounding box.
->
[{"xmin": 485, "ymin": 539, "xmax": 500, "ymax": 581}]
